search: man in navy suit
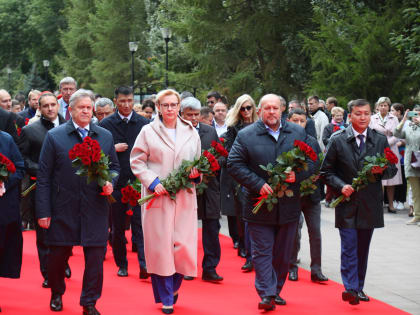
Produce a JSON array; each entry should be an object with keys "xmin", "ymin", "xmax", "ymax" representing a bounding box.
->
[
  {"xmin": 36, "ymin": 89, "xmax": 120, "ymax": 315},
  {"xmin": 100, "ymin": 86, "xmax": 149, "ymax": 279},
  {"xmin": 228, "ymin": 94, "xmax": 315, "ymax": 311},
  {"xmin": 321, "ymin": 99, "xmax": 397, "ymax": 305}
]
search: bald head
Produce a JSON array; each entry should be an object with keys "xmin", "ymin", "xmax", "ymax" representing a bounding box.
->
[
  {"xmin": 259, "ymin": 94, "xmax": 283, "ymax": 130},
  {"xmin": 0, "ymin": 89, "xmax": 12, "ymax": 111}
]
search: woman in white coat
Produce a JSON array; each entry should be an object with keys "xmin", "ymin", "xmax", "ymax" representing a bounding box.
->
[
  {"xmin": 130, "ymin": 89, "xmax": 200, "ymax": 314},
  {"xmin": 370, "ymin": 96, "xmax": 402, "ymax": 213}
]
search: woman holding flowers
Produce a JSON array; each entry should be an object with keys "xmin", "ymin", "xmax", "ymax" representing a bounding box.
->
[{"xmin": 130, "ymin": 89, "xmax": 200, "ymax": 314}]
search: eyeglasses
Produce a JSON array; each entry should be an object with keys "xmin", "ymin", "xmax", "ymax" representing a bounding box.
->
[
  {"xmin": 161, "ymin": 103, "xmax": 179, "ymax": 109},
  {"xmin": 240, "ymin": 106, "xmax": 253, "ymax": 112}
]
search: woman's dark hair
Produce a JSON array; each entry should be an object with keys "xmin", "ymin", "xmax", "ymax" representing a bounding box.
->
[
  {"xmin": 391, "ymin": 103, "xmax": 404, "ymax": 116},
  {"xmin": 142, "ymin": 99, "xmax": 155, "ymax": 111}
]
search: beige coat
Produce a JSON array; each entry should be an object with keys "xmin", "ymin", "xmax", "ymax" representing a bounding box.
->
[
  {"xmin": 370, "ymin": 113, "xmax": 402, "ymax": 186},
  {"xmin": 130, "ymin": 116, "xmax": 201, "ymax": 277}
]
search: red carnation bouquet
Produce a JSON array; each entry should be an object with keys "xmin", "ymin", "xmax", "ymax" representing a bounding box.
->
[
  {"xmin": 330, "ymin": 147, "xmax": 398, "ymax": 207},
  {"xmin": 253, "ymin": 140, "xmax": 317, "ymax": 214},
  {"xmin": 0, "ymin": 153, "xmax": 16, "ymax": 196},
  {"xmin": 69, "ymin": 136, "xmax": 117, "ymax": 199},
  {"xmin": 138, "ymin": 138, "xmax": 228, "ymax": 209}
]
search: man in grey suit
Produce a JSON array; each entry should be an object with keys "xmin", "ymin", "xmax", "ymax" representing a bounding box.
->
[
  {"xmin": 181, "ymin": 97, "xmax": 223, "ymax": 282},
  {"xmin": 57, "ymin": 77, "xmax": 77, "ymax": 121}
]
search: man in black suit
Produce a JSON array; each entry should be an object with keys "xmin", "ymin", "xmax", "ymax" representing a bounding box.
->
[
  {"xmin": 228, "ymin": 94, "xmax": 315, "ymax": 311},
  {"xmin": 181, "ymin": 97, "xmax": 223, "ymax": 282},
  {"xmin": 19, "ymin": 90, "xmax": 41, "ymax": 120},
  {"xmin": 36, "ymin": 89, "xmax": 120, "ymax": 314},
  {"xmin": 100, "ymin": 86, "xmax": 149, "ymax": 279},
  {"xmin": 0, "ymin": 90, "xmax": 24, "ymax": 143},
  {"xmin": 18, "ymin": 92, "xmax": 66, "ymax": 288},
  {"xmin": 0, "ymin": 107, "xmax": 17, "ymax": 140},
  {"xmin": 321, "ymin": 99, "xmax": 397, "ymax": 305}
]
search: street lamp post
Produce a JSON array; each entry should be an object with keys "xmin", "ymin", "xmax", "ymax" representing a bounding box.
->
[
  {"xmin": 161, "ymin": 28, "xmax": 172, "ymax": 88},
  {"xmin": 129, "ymin": 41, "xmax": 139, "ymax": 90},
  {"xmin": 43, "ymin": 60, "xmax": 50, "ymax": 90},
  {"xmin": 6, "ymin": 67, "xmax": 12, "ymax": 92}
]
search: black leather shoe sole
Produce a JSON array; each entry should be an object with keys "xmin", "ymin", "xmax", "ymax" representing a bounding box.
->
[
  {"xmin": 183, "ymin": 276, "xmax": 194, "ymax": 280},
  {"xmin": 274, "ymin": 296, "xmax": 286, "ymax": 305},
  {"xmin": 117, "ymin": 269, "xmax": 128, "ymax": 277},
  {"xmin": 358, "ymin": 292, "xmax": 370, "ymax": 302},
  {"xmin": 288, "ymin": 271, "xmax": 298, "ymax": 281},
  {"xmin": 258, "ymin": 301, "xmax": 275, "ymax": 310},
  {"xmin": 50, "ymin": 295, "xmax": 63, "ymax": 312}
]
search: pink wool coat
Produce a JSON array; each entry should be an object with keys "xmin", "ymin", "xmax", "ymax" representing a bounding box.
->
[
  {"xmin": 370, "ymin": 113, "xmax": 402, "ymax": 186},
  {"xmin": 130, "ymin": 116, "xmax": 201, "ymax": 277}
]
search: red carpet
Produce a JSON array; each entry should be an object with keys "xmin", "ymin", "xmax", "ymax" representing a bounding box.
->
[{"xmin": 0, "ymin": 230, "xmax": 410, "ymax": 314}]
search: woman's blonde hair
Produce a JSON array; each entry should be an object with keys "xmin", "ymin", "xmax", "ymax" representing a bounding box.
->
[
  {"xmin": 155, "ymin": 89, "xmax": 181, "ymax": 106},
  {"xmin": 331, "ymin": 106, "xmax": 344, "ymax": 116},
  {"xmin": 225, "ymin": 94, "xmax": 258, "ymax": 127}
]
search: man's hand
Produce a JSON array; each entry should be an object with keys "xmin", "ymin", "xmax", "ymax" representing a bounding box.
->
[
  {"xmin": 371, "ymin": 165, "xmax": 387, "ymax": 175},
  {"xmin": 341, "ymin": 185, "xmax": 354, "ymax": 198},
  {"xmin": 115, "ymin": 143, "xmax": 128, "ymax": 152},
  {"xmin": 285, "ymin": 171, "xmax": 296, "ymax": 183},
  {"xmin": 38, "ymin": 217, "xmax": 51, "ymax": 229},
  {"xmin": 154, "ymin": 183, "xmax": 168, "ymax": 195},
  {"xmin": 259, "ymin": 183, "xmax": 273, "ymax": 195},
  {"xmin": 102, "ymin": 181, "xmax": 113, "ymax": 195},
  {"xmin": 189, "ymin": 167, "xmax": 200, "ymax": 179},
  {"xmin": 0, "ymin": 181, "xmax": 5, "ymax": 197}
]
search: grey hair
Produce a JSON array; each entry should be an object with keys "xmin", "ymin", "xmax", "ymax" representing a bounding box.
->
[
  {"xmin": 95, "ymin": 97, "xmax": 114, "ymax": 111},
  {"xmin": 257, "ymin": 94, "xmax": 284, "ymax": 109},
  {"xmin": 69, "ymin": 89, "xmax": 94, "ymax": 108},
  {"xmin": 180, "ymin": 97, "xmax": 201, "ymax": 112},
  {"xmin": 376, "ymin": 96, "xmax": 391, "ymax": 107},
  {"xmin": 59, "ymin": 77, "xmax": 77, "ymax": 90},
  {"xmin": 180, "ymin": 91, "xmax": 194, "ymax": 100}
]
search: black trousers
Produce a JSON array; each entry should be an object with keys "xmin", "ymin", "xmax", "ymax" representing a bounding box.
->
[
  {"xmin": 248, "ymin": 221, "xmax": 298, "ymax": 298},
  {"xmin": 48, "ymin": 245, "xmax": 105, "ymax": 306},
  {"xmin": 201, "ymin": 218, "xmax": 221, "ymax": 272},
  {"xmin": 111, "ymin": 191, "xmax": 145, "ymax": 270},
  {"xmin": 289, "ymin": 201, "xmax": 322, "ymax": 274},
  {"xmin": 0, "ymin": 221, "xmax": 23, "ymax": 279}
]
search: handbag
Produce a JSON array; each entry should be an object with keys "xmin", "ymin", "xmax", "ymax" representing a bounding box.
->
[{"xmin": 411, "ymin": 151, "xmax": 420, "ymax": 170}]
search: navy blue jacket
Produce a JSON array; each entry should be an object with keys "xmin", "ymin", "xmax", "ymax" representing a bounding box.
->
[
  {"xmin": 0, "ymin": 131, "xmax": 25, "ymax": 226},
  {"xmin": 99, "ymin": 111, "xmax": 149, "ymax": 189},
  {"xmin": 227, "ymin": 119, "xmax": 315, "ymax": 225},
  {"xmin": 36, "ymin": 120, "xmax": 120, "ymax": 246}
]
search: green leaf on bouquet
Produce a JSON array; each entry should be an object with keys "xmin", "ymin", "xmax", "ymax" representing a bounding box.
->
[
  {"xmin": 267, "ymin": 203, "xmax": 274, "ymax": 211},
  {"xmin": 97, "ymin": 177, "xmax": 106, "ymax": 187},
  {"xmin": 272, "ymin": 197, "xmax": 278, "ymax": 204}
]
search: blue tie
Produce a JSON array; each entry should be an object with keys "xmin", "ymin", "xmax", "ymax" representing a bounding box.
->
[
  {"xmin": 357, "ymin": 134, "xmax": 365, "ymax": 153},
  {"xmin": 78, "ymin": 127, "xmax": 88, "ymax": 139}
]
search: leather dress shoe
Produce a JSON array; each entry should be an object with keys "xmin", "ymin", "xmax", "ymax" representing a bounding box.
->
[
  {"xmin": 50, "ymin": 294, "xmax": 63, "ymax": 311},
  {"xmin": 139, "ymin": 268, "xmax": 150, "ymax": 279},
  {"xmin": 241, "ymin": 261, "xmax": 253, "ymax": 272},
  {"xmin": 65, "ymin": 265, "xmax": 71, "ymax": 279},
  {"xmin": 342, "ymin": 290, "xmax": 360, "ymax": 305},
  {"xmin": 83, "ymin": 305, "xmax": 100, "ymax": 315},
  {"xmin": 358, "ymin": 291, "xmax": 370, "ymax": 302},
  {"xmin": 202, "ymin": 270, "xmax": 223, "ymax": 282},
  {"xmin": 311, "ymin": 272, "xmax": 328, "ymax": 282},
  {"xmin": 387, "ymin": 206, "xmax": 397, "ymax": 214},
  {"xmin": 238, "ymin": 247, "xmax": 247, "ymax": 258},
  {"xmin": 274, "ymin": 295, "xmax": 286, "ymax": 305},
  {"xmin": 288, "ymin": 270, "xmax": 298, "ymax": 281},
  {"xmin": 117, "ymin": 267, "xmax": 128, "ymax": 277},
  {"xmin": 183, "ymin": 275, "xmax": 194, "ymax": 280},
  {"xmin": 258, "ymin": 297, "xmax": 275, "ymax": 311},
  {"xmin": 161, "ymin": 306, "xmax": 173, "ymax": 314},
  {"xmin": 233, "ymin": 241, "xmax": 239, "ymax": 249},
  {"xmin": 42, "ymin": 278, "xmax": 50, "ymax": 288}
]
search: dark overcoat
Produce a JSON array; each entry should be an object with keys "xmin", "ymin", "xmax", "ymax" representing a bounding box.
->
[
  {"xmin": 99, "ymin": 111, "xmax": 149, "ymax": 189},
  {"xmin": 227, "ymin": 119, "xmax": 315, "ymax": 226},
  {"xmin": 197, "ymin": 123, "xmax": 221, "ymax": 220},
  {"xmin": 322, "ymin": 123, "xmax": 349, "ymax": 147},
  {"xmin": 0, "ymin": 131, "xmax": 25, "ymax": 278},
  {"xmin": 320, "ymin": 126, "xmax": 397, "ymax": 229},
  {"xmin": 0, "ymin": 108, "xmax": 18, "ymax": 141},
  {"xmin": 35, "ymin": 120, "xmax": 120, "ymax": 246}
]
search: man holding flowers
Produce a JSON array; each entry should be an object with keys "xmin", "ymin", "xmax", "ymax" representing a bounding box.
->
[
  {"xmin": 36, "ymin": 89, "xmax": 120, "ymax": 315},
  {"xmin": 320, "ymin": 99, "xmax": 397, "ymax": 305},
  {"xmin": 227, "ymin": 94, "xmax": 315, "ymax": 311}
]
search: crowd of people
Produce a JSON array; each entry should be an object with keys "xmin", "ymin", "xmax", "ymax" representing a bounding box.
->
[{"xmin": 0, "ymin": 77, "xmax": 419, "ymax": 314}]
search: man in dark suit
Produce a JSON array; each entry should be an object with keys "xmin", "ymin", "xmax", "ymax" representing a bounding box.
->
[
  {"xmin": 19, "ymin": 90, "xmax": 41, "ymax": 120},
  {"xmin": 18, "ymin": 92, "xmax": 66, "ymax": 288},
  {"xmin": 287, "ymin": 109, "xmax": 328, "ymax": 283},
  {"xmin": 181, "ymin": 97, "xmax": 223, "ymax": 282},
  {"xmin": 228, "ymin": 94, "xmax": 315, "ymax": 311},
  {"xmin": 36, "ymin": 89, "xmax": 120, "ymax": 315},
  {"xmin": 0, "ymin": 107, "xmax": 18, "ymax": 140},
  {"xmin": 99, "ymin": 86, "xmax": 149, "ymax": 279},
  {"xmin": 321, "ymin": 99, "xmax": 397, "ymax": 305}
]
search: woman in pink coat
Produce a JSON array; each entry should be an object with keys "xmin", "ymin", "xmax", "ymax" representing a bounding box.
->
[
  {"xmin": 130, "ymin": 89, "xmax": 201, "ymax": 314},
  {"xmin": 370, "ymin": 96, "xmax": 402, "ymax": 213}
]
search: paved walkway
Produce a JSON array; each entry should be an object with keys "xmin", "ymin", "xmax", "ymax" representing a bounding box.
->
[{"xmin": 219, "ymin": 205, "xmax": 420, "ymax": 315}]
